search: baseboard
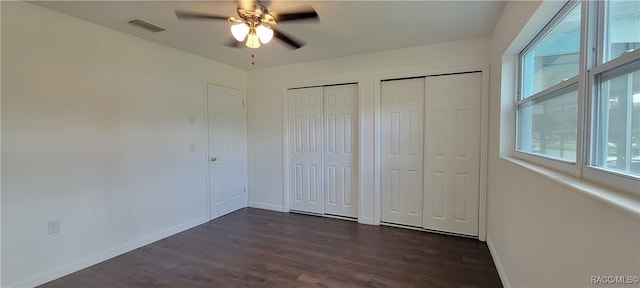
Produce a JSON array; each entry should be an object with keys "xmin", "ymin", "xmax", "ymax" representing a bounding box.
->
[
  {"xmin": 486, "ymin": 234, "xmax": 510, "ymax": 288},
  {"xmin": 248, "ymin": 201, "xmax": 286, "ymax": 212},
  {"xmin": 5, "ymin": 217, "xmax": 209, "ymax": 288}
]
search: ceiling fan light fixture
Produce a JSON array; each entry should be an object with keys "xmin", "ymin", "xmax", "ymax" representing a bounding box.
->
[
  {"xmin": 231, "ymin": 23, "xmax": 250, "ymax": 41},
  {"xmin": 246, "ymin": 33, "xmax": 261, "ymax": 48},
  {"xmin": 256, "ymin": 25, "xmax": 273, "ymax": 44},
  {"xmin": 176, "ymin": 1, "xmax": 319, "ymax": 50}
]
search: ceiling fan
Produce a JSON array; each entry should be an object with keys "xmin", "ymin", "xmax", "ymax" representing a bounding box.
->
[{"xmin": 175, "ymin": 0, "xmax": 319, "ymax": 50}]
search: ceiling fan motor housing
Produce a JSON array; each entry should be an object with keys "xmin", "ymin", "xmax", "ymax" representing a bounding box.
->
[{"xmin": 237, "ymin": 1, "xmax": 275, "ymax": 27}]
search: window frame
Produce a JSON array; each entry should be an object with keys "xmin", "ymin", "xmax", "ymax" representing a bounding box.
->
[
  {"xmin": 515, "ymin": 0, "xmax": 584, "ymax": 177},
  {"xmin": 515, "ymin": 0, "xmax": 640, "ymax": 194},
  {"xmin": 585, "ymin": 50, "xmax": 640, "ymax": 193}
]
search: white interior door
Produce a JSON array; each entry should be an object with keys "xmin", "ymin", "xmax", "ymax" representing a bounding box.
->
[
  {"xmin": 208, "ymin": 84, "xmax": 247, "ymax": 220},
  {"xmin": 323, "ymin": 84, "xmax": 358, "ymax": 218},
  {"xmin": 289, "ymin": 87, "xmax": 324, "ymax": 214},
  {"xmin": 423, "ymin": 73, "xmax": 481, "ymax": 236},
  {"xmin": 381, "ymin": 78, "xmax": 425, "ymax": 227}
]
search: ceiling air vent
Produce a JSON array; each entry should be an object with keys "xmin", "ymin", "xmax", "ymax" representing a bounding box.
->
[{"xmin": 127, "ymin": 19, "xmax": 166, "ymax": 33}]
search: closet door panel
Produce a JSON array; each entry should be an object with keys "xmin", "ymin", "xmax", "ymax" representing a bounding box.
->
[
  {"xmin": 381, "ymin": 78, "xmax": 425, "ymax": 227},
  {"xmin": 423, "ymin": 72, "xmax": 481, "ymax": 236},
  {"xmin": 323, "ymin": 84, "xmax": 358, "ymax": 218},
  {"xmin": 289, "ymin": 87, "xmax": 324, "ymax": 214}
]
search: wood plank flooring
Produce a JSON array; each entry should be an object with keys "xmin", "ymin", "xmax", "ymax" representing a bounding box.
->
[{"xmin": 39, "ymin": 208, "xmax": 502, "ymax": 287}]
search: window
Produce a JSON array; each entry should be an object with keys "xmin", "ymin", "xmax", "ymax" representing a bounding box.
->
[
  {"xmin": 518, "ymin": 85, "xmax": 578, "ymax": 162},
  {"xmin": 517, "ymin": 2, "xmax": 581, "ymax": 164},
  {"xmin": 602, "ymin": 1, "xmax": 640, "ymax": 63},
  {"xmin": 517, "ymin": 0, "xmax": 640, "ymax": 193},
  {"xmin": 520, "ymin": 3, "xmax": 581, "ymax": 98},
  {"xmin": 590, "ymin": 61, "xmax": 640, "ymax": 177}
]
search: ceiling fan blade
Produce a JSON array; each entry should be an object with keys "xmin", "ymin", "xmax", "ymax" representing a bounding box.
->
[
  {"xmin": 273, "ymin": 28, "xmax": 305, "ymax": 50},
  {"xmin": 274, "ymin": 8, "xmax": 319, "ymax": 22},
  {"xmin": 224, "ymin": 37, "xmax": 244, "ymax": 49},
  {"xmin": 175, "ymin": 10, "xmax": 229, "ymax": 21}
]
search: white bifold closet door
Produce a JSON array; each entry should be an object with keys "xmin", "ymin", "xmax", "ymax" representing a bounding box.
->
[
  {"xmin": 381, "ymin": 73, "xmax": 481, "ymax": 237},
  {"xmin": 423, "ymin": 73, "xmax": 481, "ymax": 236},
  {"xmin": 323, "ymin": 84, "xmax": 358, "ymax": 218},
  {"xmin": 381, "ymin": 78, "xmax": 425, "ymax": 227},
  {"xmin": 288, "ymin": 84, "xmax": 358, "ymax": 218},
  {"xmin": 289, "ymin": 87, "xmax": 324, "ymax": 214}
]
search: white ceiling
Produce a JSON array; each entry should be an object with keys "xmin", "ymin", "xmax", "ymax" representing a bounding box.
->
[{"xmin": 32, "ymin": 1, "xmax": 506, "ymax": 70}]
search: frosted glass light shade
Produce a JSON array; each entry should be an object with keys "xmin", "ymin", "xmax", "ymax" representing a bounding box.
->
[
  {"xmin": 256, "ymin": 25, "xmax": 274, "ymax": 44},
  {"xmin": 246, "ymin": 33, "xmax": 261, "ymax": 48},
  {"xmin": 231, "ymin": 23, "xmax": 249, "ymax": 41}
]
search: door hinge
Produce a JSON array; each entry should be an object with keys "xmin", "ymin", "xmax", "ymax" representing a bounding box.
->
[{"xmin": 244, "ymin": 187, "xmax": 246, "ymax": 194}]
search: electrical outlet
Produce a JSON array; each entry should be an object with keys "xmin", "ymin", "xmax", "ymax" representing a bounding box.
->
[{"xmin": 48, "ymin": 219, "xmax": 60, "ymax": 235}]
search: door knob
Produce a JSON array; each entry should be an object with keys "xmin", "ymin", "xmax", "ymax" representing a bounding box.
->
[{"xmin": 211, "ymin": 156, "xmax": 217, "ymax": 162}]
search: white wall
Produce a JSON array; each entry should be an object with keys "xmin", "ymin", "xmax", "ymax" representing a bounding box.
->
[
  {"xmin": 1, "ymin": 2, "xmax": 246, "ymax": 287},
  {"xmin": 246, "ymin": 38, "xmax": 490, "ymax": 223},
  {"xmin": 488, "ymin": 1, "xmax": 640, "ymax": 287},
  {"xmin": 0, "ymin": 1, "xmax": 3, "ymax": 285}
]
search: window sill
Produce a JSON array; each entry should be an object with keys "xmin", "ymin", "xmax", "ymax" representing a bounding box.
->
[{"xmin": 501, "ymin": 156, "xmax": 640, "ymax": 217}]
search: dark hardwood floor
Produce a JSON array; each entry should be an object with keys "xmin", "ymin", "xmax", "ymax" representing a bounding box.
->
[{"xmin": 39, "ymin": 208, "xmax": 502, "ymax": 287}]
